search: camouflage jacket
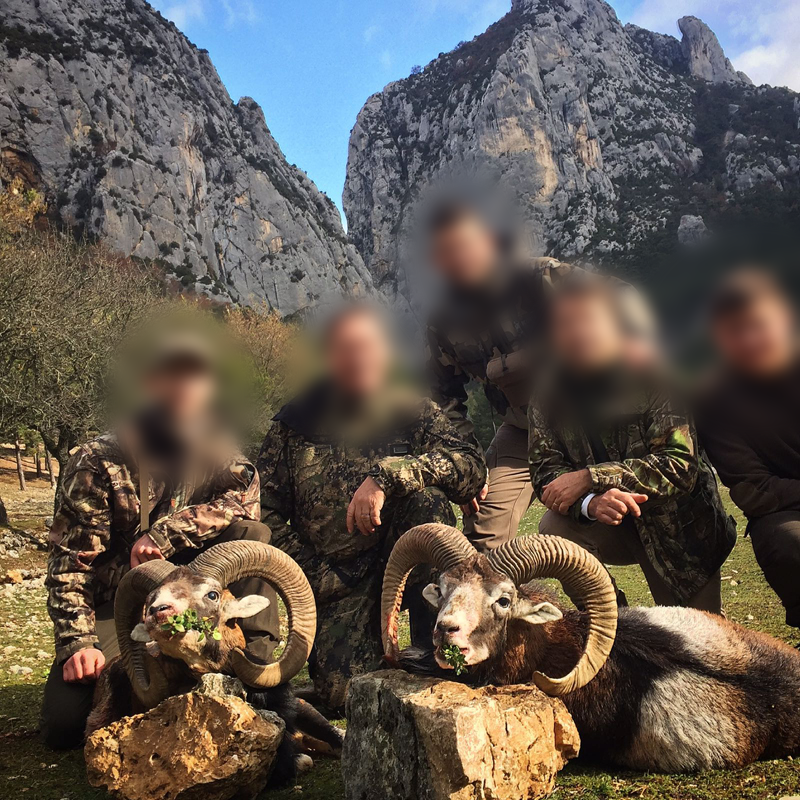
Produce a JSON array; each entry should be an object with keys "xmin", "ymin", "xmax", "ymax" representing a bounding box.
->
[
  {"xmin": 47, "ymin": 432, "xmax": 260, "ymax": 662},
  {"xmin": 528, "ymin": 370, "xmax": 736, "ymax": 603},
  {"xmin": 427, "ymin": 258, "xmax": 653, "ymax": 444},
  {"xmin": 256, "ymin": 384, "xmax": 486, "ymax": 604}
]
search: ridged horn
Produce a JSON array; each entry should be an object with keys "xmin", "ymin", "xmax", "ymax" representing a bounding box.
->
[
  {"xmin": 488, "ymin": 535, "xmax": 617, "ymax": 695},
  {"xmin": 188, "ymin": 540, "xmax": 316, "ymax": 688},
  {"xmin": 381, "ymin": 524, "xmax": 477, "ymax": 662},
  {"xmin": 114, "ymin": 560, "xmax": 179, "ymax": 707}
]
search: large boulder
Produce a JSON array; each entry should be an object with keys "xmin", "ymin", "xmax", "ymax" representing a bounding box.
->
[
  {"xmin": 343, "ymin": 670, "xmax": 580, "ymax": 800},
  {"xmin": 85, "ymin": 675, "xmax": 285, "ymax": 800}
]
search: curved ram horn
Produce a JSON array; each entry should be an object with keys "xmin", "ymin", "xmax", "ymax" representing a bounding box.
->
[
  {"xmin": 380, "ymin": 524, "xmax": 477, "ymax": 663},
  {"xmin": 489, "ymin": 535, "xmax": 617, "ymax": 695},
  {"xmin": 114, "ymin": 560, "xmax": 179, "ymax": 707},
  {"xmin": 188, "ymin": 540, "xmax": 316, "ymax": 688}
]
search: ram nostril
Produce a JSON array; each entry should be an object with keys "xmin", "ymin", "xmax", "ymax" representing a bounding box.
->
[{"xmin": 436, "ymin": 621, "xmax": 460, "ymax": 635}]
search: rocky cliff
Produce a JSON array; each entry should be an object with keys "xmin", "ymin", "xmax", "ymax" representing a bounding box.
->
[
  {"xmin": 344, "ymin": 0, "xmax": 800, "ymax": 308},
  {"xmin": 0, "ymin": 0, "xmax": 372, "ymax": 314}
]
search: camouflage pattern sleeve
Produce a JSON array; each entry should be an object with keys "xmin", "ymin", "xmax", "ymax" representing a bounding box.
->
[
  {"xmin": 588, "ymin": 387, "xmax": 698, "ymax": 500},
  {"xmin": 255, "ymin": 421, "xmax": 294, "ymax": 551},
  {"xmin": 46, "ymin": 446, "xmax": 112, "ymax": 662},
  {"xmin": 527, "ymin": 403, "xmax": 577, "ymax": 506},
  {"xmin": 372, "ymin": 400, "xmax": 487, "ymax": 505},
  {"xmin": 426, "ymin": 322, "xmax": 477, "ymax": 445},
  {"xmin": 146, "ymin": 456, "xmax": 260, "ymax": 557}
]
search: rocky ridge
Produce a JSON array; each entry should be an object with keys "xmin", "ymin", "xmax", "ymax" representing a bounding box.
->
[
  {"xmin": 0, "ymin": 0, "xmax": 373, "ymax": 314},
  {"xmin": 344, "ymin": 0, "xmax": 800, "ymax": 309}
]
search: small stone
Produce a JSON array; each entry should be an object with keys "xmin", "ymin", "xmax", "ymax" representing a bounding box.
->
[
  {"xmin": 10, "ymin": 665, "xmax": 33, "ymax": 675},
  {"xmin": 5, "ymin": 570, "xmax": 24, "ymax": 584},
  {"xmin": 36, "ymin": 650, "xmax": 51, "ymax": 660},
  {"xmin": 195, "ymin": 672, "xmax": 247, "ymax": 700},
  {"xmin": 6, "ymin": 551, "xmax": 19, "ymax": 560}
]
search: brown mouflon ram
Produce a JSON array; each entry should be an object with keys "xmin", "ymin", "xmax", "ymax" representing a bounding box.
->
[
  {"xmin": 89, "ymin": 540, "xmax": 343, "ymax": 786},
  {"xmin": 383, "ymin": 524, "xmax": 800, "ymax": 773}
]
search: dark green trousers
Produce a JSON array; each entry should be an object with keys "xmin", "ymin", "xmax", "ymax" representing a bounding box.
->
[
  {"xmin": 40, "ymin": 519, "xmax": 279, "ymax": 749},
  {"xmin": 749, "ymin": 511, "xmax": 800, "ymax": 628}
]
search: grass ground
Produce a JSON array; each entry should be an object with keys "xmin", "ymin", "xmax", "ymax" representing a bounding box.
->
[{"xmin": 0, "ymin": 455, "xmax": 798, "ymax": 799}]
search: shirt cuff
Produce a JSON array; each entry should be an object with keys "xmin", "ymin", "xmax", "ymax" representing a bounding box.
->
[
  {"xmin": 144, "ymin": 524, "xmax": 176, "ymax": 558},
  {"xmin": 581, "ymin": 493, "xmax": 598, "ymax": 520},
  {"xmin": 55, "ymin": 637, "xmax": 100, "ymax": 664}
]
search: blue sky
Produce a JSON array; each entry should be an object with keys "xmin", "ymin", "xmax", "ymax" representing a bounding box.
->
[{"xmin": 149, "ymin": 0, "xmax": 799, "ymax": 220}]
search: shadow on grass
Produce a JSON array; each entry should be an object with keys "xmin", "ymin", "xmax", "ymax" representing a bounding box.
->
[{"xmin": 0, "ymin": 683, "xmax": 108, "ymax": 799}]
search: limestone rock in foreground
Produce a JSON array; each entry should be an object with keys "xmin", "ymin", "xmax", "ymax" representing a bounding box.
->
[
  {"xmin": 85, "ymin": 689, "xmax": 285, "ymax": 800},
  {"xmin": 343, "ymin": 670, "xmax": 580, "ymax": 800}
]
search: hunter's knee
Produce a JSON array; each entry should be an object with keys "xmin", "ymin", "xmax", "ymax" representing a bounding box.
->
[
  {"xmin": 401, "ymin": 487, "xmax": 455, "ymax": 525},
  {"xmin": 224, "ymin": 518, "xmax": 273, "ymax": 546},
  {"xmin": 40, "ymin": 705, "xmax": 87, "ymax": 750}
]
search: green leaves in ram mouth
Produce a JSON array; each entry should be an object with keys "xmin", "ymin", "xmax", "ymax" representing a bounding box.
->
[
  {"xmin": 160, "ymin": 608, "xmax": 222, "ymax": 642},
  {"xmin": 442, "ymin": 643, "xmax": 468, "ymax": 676}
]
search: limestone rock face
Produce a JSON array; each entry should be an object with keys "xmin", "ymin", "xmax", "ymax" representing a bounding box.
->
[
  {"xmin": 678, "ymin": 17, "xmax": 751, "ymax": 86},
  {"xmin": 85, "ymin": 690, "xmax": 285, "ymax": 800},
  {"xmin": 344, "ymin": 0, "xmax": 799, "ymax": 313},
  {"xmin": 342, "ymin": 670, "xmax": 580, "ymax": 800},
  {"xmin": 0, "ymin": 0, "xmax": 373, "ymax": 313},
  {"xmin": 677, "ymin": 214, "xmax": 708, "ymax": 245}
]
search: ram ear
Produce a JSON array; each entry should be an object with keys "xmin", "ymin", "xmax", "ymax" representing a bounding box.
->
[
  {"xmin": 422, "ymin": 583, "xmax": 442, "ymax": 609},
  {"xmin": 222, "ymin": 594, "xmax": 270, "ymax": 622},
  {"xmin": 513, "ymin": 598, "xmax": 563, "ymax": 625},
  {"xmin": 131, "ymin": 623, "xmax": 152, "ymax": 642}
]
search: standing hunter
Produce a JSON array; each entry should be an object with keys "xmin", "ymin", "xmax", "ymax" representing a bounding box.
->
[
  {"xmin": 257, "ymin": 304, "xmax": 485, "ymax": 713},
  {"xmin": 425, "ymin": 201, "xmax": 653, "ymax": 550},
  {"xmin": 41, "ymin": 334, "xmax": 280, "ymax": 749}
]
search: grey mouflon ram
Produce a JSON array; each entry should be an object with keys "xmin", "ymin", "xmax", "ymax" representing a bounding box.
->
[
  {"xmin": 89, "ymin": 540, "xmax": 343, "ymax": 786},
  {"xmin": 383, "ymin": 524, "xmax": 800, "ymax": 773}
]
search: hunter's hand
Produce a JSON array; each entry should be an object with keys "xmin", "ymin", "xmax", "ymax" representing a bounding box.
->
[
  {"xmin": 63, "ymin": 648, "xmax": 105, "ymax": 683},
  {"xmin": 347, "ymin": 477, "xmax": 387, "ymax": 536},
  {"xmin": 542, "ymin": 469, "xmax": 592, "ymax": 515},
  {"xmin": 588, "ymin": 489, "xmax": 649, "ymax": 526},
  {"xmin": 130, "ymin": 533, "xmax": 165, "ymax": 568},
  {"xmin": 461, "ymin": 482, "xmax": 489, "ymax": 517}
]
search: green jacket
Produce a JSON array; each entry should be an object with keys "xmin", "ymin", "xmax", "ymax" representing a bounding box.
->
[
  {"xmin": 256, "ymin": 383, "xmax": 486, "ymax": 603},
  {"xmin": 528, "ymin": 370, "xmax": 736, "ymax": 603}
]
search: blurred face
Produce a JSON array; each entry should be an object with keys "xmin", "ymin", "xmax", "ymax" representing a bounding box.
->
[
  {"xmin": 144, "ymin": 362, "xmax": 216, "ymax": 424},
  {"xmin": 551, "ymin": 293, "xmax": 623, "ymax": 372},
  {"xmin": 430, "ymin": 213, "xmax": 500, "ymax": 287},
  {"xmin": 326, "ymin": 311, "xmax": 391, "ymax": 398},
  {"xmin": 713, "ymin": 295, "xmax": 796, "ymax": 378}
]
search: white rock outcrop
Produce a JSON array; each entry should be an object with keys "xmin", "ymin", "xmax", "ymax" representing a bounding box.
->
[
  {"xmin": 0, "ymin": 0, "xmax": 373, "ymax": 314},
  {"xmin": 344, "ymin": 0, "xmax": 798, "ymax": 312}
]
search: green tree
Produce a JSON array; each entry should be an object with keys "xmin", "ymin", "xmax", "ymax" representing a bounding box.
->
[{"xmin": 0, "ymin": 207, "xmax": 164, "ymax": 508}]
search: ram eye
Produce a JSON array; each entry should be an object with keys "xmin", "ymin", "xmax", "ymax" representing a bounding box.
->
[
  {"xmin": 206, "ymin": 591, "xmax": 220, "ymax": 602},
  {"xmin": 496, "ymin": 597, "xmax": 511, "ymax": 609}
]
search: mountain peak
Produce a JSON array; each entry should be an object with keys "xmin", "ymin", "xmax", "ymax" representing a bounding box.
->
[{"xmin": 678, "ymin": 15, "xmax": 752, "ymax": 85}]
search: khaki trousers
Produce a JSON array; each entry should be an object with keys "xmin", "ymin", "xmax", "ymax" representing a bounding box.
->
[
  {"xmin": 539, "ymin": 510, "xmax": 722, "ymax": 612},
  {"xmin": 463, "ymin": 423, "xmax": 536, "ymax": 551}
]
